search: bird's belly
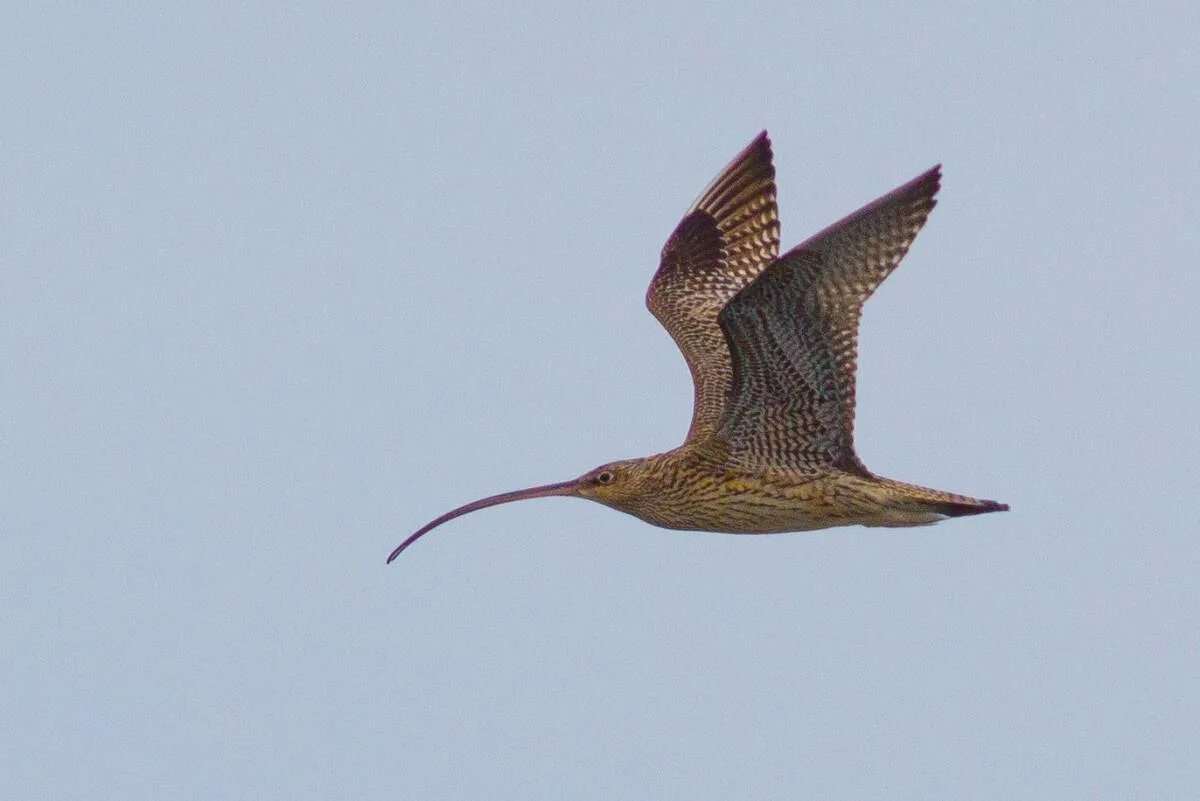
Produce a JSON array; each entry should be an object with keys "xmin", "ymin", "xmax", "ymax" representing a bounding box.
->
[
  {"xmin": 634, "ymin": 477, "xmax": 869, "ymax": 534},
  {"xmin": 666, "ymin": 505, "xmax": 842, "ymax": 535}
]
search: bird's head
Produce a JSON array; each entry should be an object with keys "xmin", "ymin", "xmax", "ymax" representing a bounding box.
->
[
  {"xmin": 386, "ymin": 456, "xmax": 656, "ymax": 563},
  {"xmin": 573, "ymin": 457, "xmax": 655, "ymax": 506}
]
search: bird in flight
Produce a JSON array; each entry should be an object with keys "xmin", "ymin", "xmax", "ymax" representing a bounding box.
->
[{"xmin": 388, "ymin": 132, "xmax": 1006, "ymax": 562}]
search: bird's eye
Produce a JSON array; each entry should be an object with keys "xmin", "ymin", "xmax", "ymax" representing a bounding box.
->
[{"xmin": 596, "ymin": 470, "xmax": 615, "ymax": 485}]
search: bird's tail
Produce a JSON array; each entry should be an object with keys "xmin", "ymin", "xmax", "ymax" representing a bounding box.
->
[{"xmin": 876, "ymin": 477, "xmax": 1009, "ymax": 521}]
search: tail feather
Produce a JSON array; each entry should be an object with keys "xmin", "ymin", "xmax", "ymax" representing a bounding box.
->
[
  {"xmin": 925, "ymin": 496, "xmax": 1009, "ymax": 518},
  {"xmin": 880, "ymin": 477, "xmax": 1009, "ymax": 518}
]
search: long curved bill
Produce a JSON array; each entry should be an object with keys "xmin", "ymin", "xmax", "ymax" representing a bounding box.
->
[{"xmin": 387, "ymin": 479, "xmax": 580, "ymax": 563}]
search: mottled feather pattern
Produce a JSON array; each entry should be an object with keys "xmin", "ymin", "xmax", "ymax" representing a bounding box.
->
[
  {"xmin": 388, "ymin": 135, "xmax": 1005, "ymax": 563},
  {"xmin": 717, "ymin": 167, "xmax": 941, "ymax": 473},
  {"xmin": 647, "ymin": 132, "xmax": 780, "ymax": 440},
  {"xmin": 718, "ymin": 251, "xmax": 848, "ymax": 471}
]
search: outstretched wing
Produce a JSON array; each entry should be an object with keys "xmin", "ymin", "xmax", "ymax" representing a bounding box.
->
[
  {"xmin": 715, "ymin": 166, "xmax": 941, "ymax": 473},
  {"xmin": 647, "ymin": 132, "xmax": 780, "ymax": 442}
]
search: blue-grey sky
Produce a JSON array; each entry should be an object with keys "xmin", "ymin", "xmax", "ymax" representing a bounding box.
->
[{"xmin": 4, "ymin": 3, "xmax": 1198, "ymax": 799}]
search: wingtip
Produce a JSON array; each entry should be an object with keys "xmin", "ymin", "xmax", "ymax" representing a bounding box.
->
[
  {"xmin": 758, "ymin": 130, "xmax": 773, "ymax": 153},
  {"xmin": 921, "ymin": 163, "xmax": 942, "ymax": 192},
  {"xmin": 902, "ymin": 163, "xmax": 942, "ymax": 209},
  {"xmin": 683, "ymin": 130, "xmax": 779, "ymax": 221},
  {"xmin": 741, "ymin": 130, "xmax": 773, "ymax": 166}
]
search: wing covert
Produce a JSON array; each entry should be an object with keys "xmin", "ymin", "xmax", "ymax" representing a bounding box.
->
[{"xmin": 716, "ymin": 166, "xmax": 942, "ymax": 472}]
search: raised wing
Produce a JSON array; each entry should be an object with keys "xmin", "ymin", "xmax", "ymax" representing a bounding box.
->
[
  {"xmin": 715, "ymin": 166, "xmax": 941, "ymax": 473},
  {"xmin": 647, "ymin": 132, "xmax": 780, "ymax": 442}
]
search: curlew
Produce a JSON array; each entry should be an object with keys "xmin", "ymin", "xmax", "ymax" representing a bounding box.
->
[{"xmin": 388, "ymin": 132, "xmax": 1006, "ymax": 563}]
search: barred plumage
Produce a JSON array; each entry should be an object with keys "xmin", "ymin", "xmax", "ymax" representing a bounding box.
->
[{"xmin": 388, "ymin": 132, "xmax": 1006, "ymax": 563}]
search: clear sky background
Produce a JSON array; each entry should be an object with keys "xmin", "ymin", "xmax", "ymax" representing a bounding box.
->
[{"xmin": 4, "ymin": 3, "xmax": 1198, "ymax": 799}]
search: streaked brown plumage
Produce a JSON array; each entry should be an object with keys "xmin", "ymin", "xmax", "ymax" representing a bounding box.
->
[{"xmin": 388, "ymin": 132, "xmax": 1007, "ymax": 563}]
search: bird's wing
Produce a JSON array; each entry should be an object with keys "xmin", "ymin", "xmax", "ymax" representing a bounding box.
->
[
  {"xmin": 647, "ymin": 132, "xmax": 780, "ymax": 442},
  {"xmin": 714, "ymin": 166, "xmax": 941, "ymax": 473}
]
